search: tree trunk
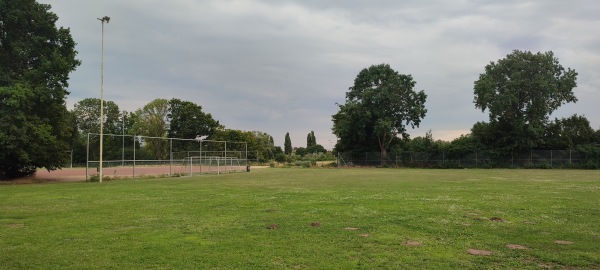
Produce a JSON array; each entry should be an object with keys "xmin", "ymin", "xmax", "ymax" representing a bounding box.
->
[
  {"xmin": 380, "ymin": 146, "xmax": 388, "ymax": 166},
  {"xmin": 379, "ymin": 135, "xmax": 388, "ymax": 166}
]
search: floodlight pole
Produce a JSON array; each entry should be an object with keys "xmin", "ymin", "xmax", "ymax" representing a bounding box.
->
[
  {"xmin": 122, "ymin": 110, "xmax": 126, "ymax": 166},
  {"xmin": 98, "ymin": 16, "xmax": 110, "ymax": 183}
]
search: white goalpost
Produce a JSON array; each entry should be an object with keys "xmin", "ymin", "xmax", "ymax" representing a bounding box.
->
[{"xmin": 179, "ymin": 156, "xmax": 244, "ymax": 176}]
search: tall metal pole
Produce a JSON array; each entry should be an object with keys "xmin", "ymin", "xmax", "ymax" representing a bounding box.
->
[
  {"xmin": 98, "ymin": 16, "xmax": 110, "ymax": 183},
  {"xmin": 122, "ymin": 110, "xmax": 126, "ymax": 166}
]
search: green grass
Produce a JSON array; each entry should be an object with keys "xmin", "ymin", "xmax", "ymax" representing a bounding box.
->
[{"xmin": 1, "ymin": 168, "xmax": 599, "ymax": 269}]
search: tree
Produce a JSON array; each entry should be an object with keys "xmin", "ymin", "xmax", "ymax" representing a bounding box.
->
[
  {"xmin": 307, "ymin": 131, "xmax": 316, "ymax": 148},
  {"xmin": 73, "ymin": 98, "xmax": 122, "ymax": 135},
  {"xmin": 131, "ymin": 99, "xmax": 169, "ymax": 159},
  {"xmin": 332, "ymin": 64, "xmax": 427, "ymax": 162},
  {"xmin": 252, "ymin": 131, "xmax": 277, "ymax": 162},
  {"xmin": 473, "ymin": 50, "xmax": 578, "ymax": 153},
  {"xmin": 71, "ymin": 98, "xmax": 123, "ymax": 162},
  {"xmin": 284, "ymin": 132, "xmax": 292, "ymax": 155},
  {"xmin": 167, "ymin": 98, "xmax": 221, "ymax": 139},
  {"xmin": 306, "ymin": 144, "xmax": 327, "ymax": 154},
  {"xmin": 0, "ymin": 0, "xmax": 80, "ymax": 179},
  {"xmin": 207, "ymin": 129, "xmax": 278, "ymax": 162},
  {"xmin": 543, "ymin": 114, "xmax": 595, "ymax": 149}
]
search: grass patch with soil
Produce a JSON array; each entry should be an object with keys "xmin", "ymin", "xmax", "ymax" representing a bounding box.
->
[{"xmin": 1, "ymin": 168, "xmax": 599, "ymax": 269}]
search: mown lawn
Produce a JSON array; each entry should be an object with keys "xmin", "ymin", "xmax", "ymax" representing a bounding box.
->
[{"xmin": 1, "ymin": 168, "xmax": 599, "ymax": 269}]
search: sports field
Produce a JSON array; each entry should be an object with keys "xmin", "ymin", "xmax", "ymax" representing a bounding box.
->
[{"xmin": 1, "ymin": 168, "xmax": 599, "ymax": 269}]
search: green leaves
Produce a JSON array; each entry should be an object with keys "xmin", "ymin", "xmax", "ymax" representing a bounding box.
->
[
  {"xmin": 284, "ymin": 132, "xmax": 292, "ymax": 155},
  {"xmin": 0, "ymin": 1, "xmax": 80, "ymax": 179},
  {"xmin": 332, "ymin": 64, "xmax": 427, "ymax": 159},
  {"xmin": 472, "ymin": 50, "xmax": 578, "ymax": 153},
  {"xmin": 167, "ymin": 98, "xmax": 221, "ymax": 140}
]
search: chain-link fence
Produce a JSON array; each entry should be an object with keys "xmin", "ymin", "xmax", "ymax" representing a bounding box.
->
[
  {"xmin": 337, "ymin": 150, "xmax": 599, "ymax": 168},
  {"xmin": 86, "ymin": 133, "xmax": 248, "ymax": 180}
]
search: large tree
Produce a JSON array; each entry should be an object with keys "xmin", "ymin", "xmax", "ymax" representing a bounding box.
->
[
  {"xmin": 71, "ymin": 98, "xmax": 126, "ymax": 161},
  {"xmin": 332, "ymin": 64, "xmax": 427, "ymax": 162},
  {"xmin": 167, "ymin": 98, "xmax": 221, "ymax": 139},
  {"xmin": 0, "ymin": 0, "xmax": 80, "ymax": 179},
  {"xmin": 284, "ymin": 132, "xmax": 292, "ymax": 155},
  {"xmin": 306, "ymin": 131, "xmax": 316, "ymax": 148},
  {"xmin": 131, "ymin": 99, "xmax": 169, "ymax": 159},
  {"xmin": 473, "ymin": 50, "xmax": 578, "ymax": 153},
  {"xmin": 73, "ymin": 98, "xmax": 122, "ymax": 135}
]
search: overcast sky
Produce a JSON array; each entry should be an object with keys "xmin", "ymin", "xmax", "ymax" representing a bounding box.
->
[{"xmin": 41, "ymin": 0, "xmax": 600, "ymax": 149}]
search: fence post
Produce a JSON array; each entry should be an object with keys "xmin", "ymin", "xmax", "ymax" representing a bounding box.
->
[
  {"xmin": 133, "ymin": 136, "xmax": 136, "ymax": 178},
  {"xmin": 169, "ymin": 139, "xmax": 173, "ymax": 176},
  {"xmin": 86, "ymin": 133, "xmax": 89, "ymax": 181}
]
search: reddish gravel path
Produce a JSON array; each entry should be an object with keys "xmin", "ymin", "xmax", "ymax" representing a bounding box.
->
[{"xmin": 23, "ymin": 165, "xmax": 249, "ymax": 183}]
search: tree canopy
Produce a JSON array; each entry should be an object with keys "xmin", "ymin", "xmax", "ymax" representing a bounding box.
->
[
  {"xmin": 73, "ymin": 98, "xmax": 122, "ymax": 135},
  {"xmin": 472, "ymin": 50, "xmax": 578, "ymax": 153},
  {"xmin": 0, "ymin": 0, "xmax": 80, "ymax": 179},
  {"xmin": 167, "ymin": 98, "xmax": 221, "ymax": 140},
  {"xmin": 284, "ymin": 132, "xmax": 292, "ymax": 155},
  {"xmin": 131, "ymin": 98, "xmax": 169, "ymax": 159},
  {"xmin": 332, "ymin": 64, "xmax": 427, "ymax": 161},
  {"xmin": 307, "ymin": 131, "xmax": 316, "ymax": 148}
]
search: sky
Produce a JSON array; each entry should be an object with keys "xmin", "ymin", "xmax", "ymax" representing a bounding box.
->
[{"xmin": 40, "ymin": 0, "xmax": 600, "ymax": 149}]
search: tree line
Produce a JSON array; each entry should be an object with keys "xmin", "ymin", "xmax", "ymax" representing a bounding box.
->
[
  {"xmin": 333, "ymin": 53, "xmax": 600, "ymax": 167},
  {"xmin": 70, "ymin": 97, "xmax": 293, "ymax": 165},
  {"xmin": 2, "ymin": 1, "xmax": 599, "ymax": 179}
]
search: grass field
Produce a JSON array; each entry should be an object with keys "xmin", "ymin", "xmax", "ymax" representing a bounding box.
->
[{"xmin": 1, "ymin": 168, "xmax": 599, "ymax": 269}]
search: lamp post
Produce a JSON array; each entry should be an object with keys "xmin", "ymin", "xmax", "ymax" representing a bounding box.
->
[
  {"xmin": 98, "ymin": 16, "xmax": 110, "ymax": 183},
  {"xmin": 122, "ymin": 110, "xmax": 126, "ymax": 166}
]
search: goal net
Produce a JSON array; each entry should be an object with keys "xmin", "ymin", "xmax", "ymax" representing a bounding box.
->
[{"xmin": 179, "ymin": 156, "xmax": 245, "ymax": 176}]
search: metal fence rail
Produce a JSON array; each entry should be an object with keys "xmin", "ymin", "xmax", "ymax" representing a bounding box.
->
[{"xmin": 338, "ymin": 150, "xmax": 598, "ymax": 168}]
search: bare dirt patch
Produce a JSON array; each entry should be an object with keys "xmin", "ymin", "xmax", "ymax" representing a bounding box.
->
[
  {"xmin": 266, "ymin": 224, "xmax": 278, "ymax": 229},
  {"xmin": 490, "ymin": 217, "xmax": 506, "ymax": 222},
  {"xmin": 467, "ymin": 249, "xmax": 493, "ymax": 256},
  {"xmin": 359, "ymin": 234, "xmax": 370, "ymax": 237},
  {"xmin": 403, "ymin": 241, "xmax": 422, "ymax": 246},
  {"xmin": 310, "ymin": 222, "xmax": 321, "ymax": 227},
  {"xmin": 344, "ymin": 227, "xmax": 360, "ymax": 231},
  {"xmin": 554, "ymin": 240, "xmax": 574, "ymax": 245},
  {"xmin": 506, "ymin": 244, "xmax": 529, "ymax": 250}
]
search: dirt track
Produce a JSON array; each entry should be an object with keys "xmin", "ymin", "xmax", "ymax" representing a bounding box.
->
[{"xmin": 4, "ymin": 165, "xmax": 258, "ymax": 184}]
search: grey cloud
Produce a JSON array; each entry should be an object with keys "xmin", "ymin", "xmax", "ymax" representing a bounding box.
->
[{"xmin": 42, "ymin": 0, "xmax": 600, "ymax": 146}]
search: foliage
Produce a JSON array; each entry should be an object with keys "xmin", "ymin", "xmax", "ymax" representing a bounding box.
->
[
  {"xmin": 167, "ymin": 98, "xmax": 221, "ymax": 139},
  {"xmin": 473, "ymin": 50, "xmax": 578, "ymax": 153},
  {"xmin": 543, "ymin": 114, "xmax": 596, "ymax": 149},
  {"xmin": 131, "ymin": 99, "xmax": 169, "ymax": 159},
  {"xmin": 69, "ymin": 98, "xmax": 131, "ymax": 164},
  {"xmin": 73, "ymin": 98, "xmax": 122, "ymax": 135},
  {"xmin": 445, "ymin": 134, "xmax": 483, "ymax": 159},
  {"xmin": 332, "ymin": 64, "xmax": 427, "ymax": 162},
  {"xmin": 284, "ymin": 132, "xmax": 292, "ymax": 155},
  {"xmin": 306, "ymin": 131, "xmax": 316, "ymax": 148},
  {"xmin": 296, "ymin": 144, "xmax": 326, "ymax": 157},
  {"xmin": 208, "ymin": 129, "xmax": 278, "ymax": 162},
  {"xmin": 0, "ymin": 0, "xmax": 80, "ymax": 179}
]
